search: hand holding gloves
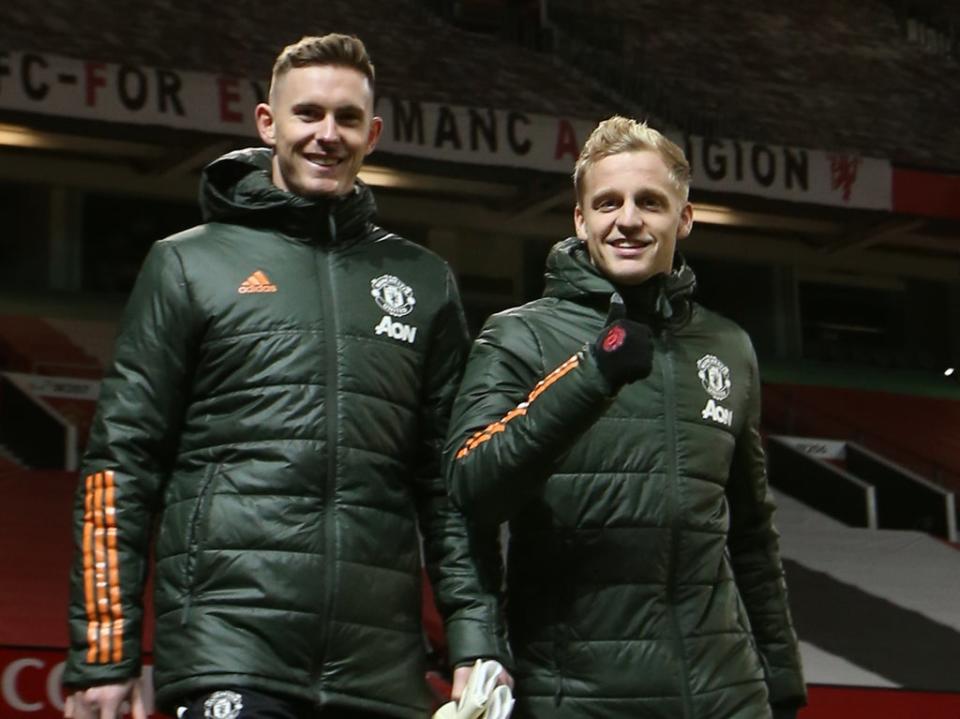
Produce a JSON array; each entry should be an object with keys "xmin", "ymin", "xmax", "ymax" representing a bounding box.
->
[{"xmin": 433, "ymin": 659, "xmax": 515, "ymax": 719}]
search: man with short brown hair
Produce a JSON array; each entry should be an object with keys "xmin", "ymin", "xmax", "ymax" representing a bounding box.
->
[{"xmin": 63, "ymin": 34, "xmax": 509, "ymax": 719}]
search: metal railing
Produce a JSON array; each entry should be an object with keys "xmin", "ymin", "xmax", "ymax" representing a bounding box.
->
[
  {"xmin": 766, "ymin": 434, "xmax": 957, "ymax": 542},
  {"xmin": 846, "ymin": 443, "xmax": 957, "ymax": 542},
  {"xmin": 762, "ymin": 382, "xmax": 960, "ymax": 494},
  {"xmin": 766, "ymin": 436, "xmax": 878, "ymax": 529}
]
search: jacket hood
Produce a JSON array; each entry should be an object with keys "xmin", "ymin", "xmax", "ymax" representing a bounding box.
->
[
  {"xmin": 199, "ymin": 147, "xmax": 377, "ymax": 243},
  {"xmin": 543, "ymin": 237, "xmax": 697, "ymax": 324}
]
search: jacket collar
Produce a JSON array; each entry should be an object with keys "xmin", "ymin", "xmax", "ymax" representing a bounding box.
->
[
  {"xmin": 543, "ymin": 237, "xmax": 697, "ymax": 326},
  {"xmin": 199, "ymin": 147, "xmax": 377, "ymax": 244}
]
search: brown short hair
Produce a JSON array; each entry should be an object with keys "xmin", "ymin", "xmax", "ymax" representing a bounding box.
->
[
  {"xmin": 574, "ymin": 116, "xmax": 691, "ymax": 203},
  {"xmin": 270, "ymin": 34, "xmax": 375, "ymax": 98}
]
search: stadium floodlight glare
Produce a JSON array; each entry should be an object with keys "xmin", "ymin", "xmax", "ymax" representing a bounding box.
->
[
  {"xmin": 0, "ymin": 123, "xmax": 49, "ymax": 148},
  {"xmin": 358, "ymin": 165, "xmax": 514, "ymax": 198},
  {"xmin": 0, "ymin": 123, "xmax": 164, "ymax": 159},
  {"xmin": 692, "ymin": 202, "xmax": 839, "ymax": 234}
]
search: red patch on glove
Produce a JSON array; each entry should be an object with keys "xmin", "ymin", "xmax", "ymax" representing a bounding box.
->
[{"xmin": 602, "ymin": 324, "xmax": 626, "ymax": 352}]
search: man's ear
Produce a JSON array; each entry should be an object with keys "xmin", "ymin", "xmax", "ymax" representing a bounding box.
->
[
  {"xmin": 677, "ymin": 202, "xmax": 694, "ymax": 240},
  {"xmin": 574, "ymin": 204, "xmax": 588, "ymax": 241},
  {"xmin": 255, "ymin": 103, "xmax": 277, "ymax": 147},
  {"xmin": 365, "ymin": 116, "xmax": 384, "ymax": 155}
]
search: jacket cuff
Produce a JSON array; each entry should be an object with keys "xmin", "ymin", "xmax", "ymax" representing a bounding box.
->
[
  {"xmin": 770, "ymin": 701, "xmax": 803, "ymax": 719},
  {"xmin": 766, "ymin": 670, "xmax": 808, "ymax": 710},
  {"xmin": 62, "ymin": 653, "xmax": 142, "ymax": 690},
  {"xmin": 443, "ymin": 618, "xmax": 512, "ymax": 670}
]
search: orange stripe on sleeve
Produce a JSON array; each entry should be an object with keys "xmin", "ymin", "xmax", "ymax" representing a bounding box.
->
[
  {"xmin": 528, "ymin": 355, "xmax": 579, "ymax": 403},
  {"xmin": 92, "ymin": 472, "xmax": 111, "ymax": 663},
  {"xmin": 104, "ymin": 470, "xmax": 124, "ymax": 662},
  {"xmin": 456, "ymin": 353, "xmax": 581, "ymax": 460},
  {"xmin": 82, "ymin": 474, "xmax": 98, "ymax": 663},
  {"xmin": 86, "ymin": 622, "xmax": 99, "ymax": 664}
]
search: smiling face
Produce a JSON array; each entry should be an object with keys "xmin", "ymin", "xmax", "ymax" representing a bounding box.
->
[
  {"xmin": 575, "ymin": 149, "xmax": 693, "ymax": 286},
  {"xmin": 255, "ymin": 64, "xmax": 382, "ymax": 198}
]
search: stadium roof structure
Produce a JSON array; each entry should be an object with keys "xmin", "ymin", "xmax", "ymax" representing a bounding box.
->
[
  {"xmin": 1, "ymin": 0, "xmax": 630, "ymax": 121},
  {"xmin": 4, "ymin": 0, "xmax": 960, "ymax": 169},
  {"xmin": 545, "ymin": 0, "xmax": 960, "ymax": 174}
]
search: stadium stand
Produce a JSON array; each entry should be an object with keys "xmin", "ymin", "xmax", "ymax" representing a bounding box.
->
[
  {"xmin": 0, "ymin": 316, "xmax": 102, "ymax": 468},
  {"xmin": 532, "ymin": 0, "xmax": 960, "ymax": 172},
  {"xmin": 0, "ymin": 315, "xmax": 102, "ymax": 379},
  {"xmin": 37, "ymin": 396, "xmax": 96, "ymax": 449},
  {"xmin": 764, "ymin": 381, "xmax": 960, "ymax": 495},
  {"xmin": 2, "ymin": 0, "xmax": 627, "ymax": 123},
  {"xmin": 2, "ymin": 1, "xmax": 960, "ymax": 717},
  {"xmin": 2, "ymin": 0, "xmax": 958, "ymax": 175},
  {"xmin": 0, "ymin": 451, "xmax": 22, "ymax": 473},
  {"xmin": 776, "ymin": 490, "xmax": 960, "ymax": 694}
]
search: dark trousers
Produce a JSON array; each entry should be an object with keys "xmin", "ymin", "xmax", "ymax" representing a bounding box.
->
[{"xmin": 176, "ymin": 688, "xmax": 392, "ymax": 719}]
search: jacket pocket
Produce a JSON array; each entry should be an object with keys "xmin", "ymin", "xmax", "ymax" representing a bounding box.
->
[{"xmin": 181, "ymin": 463, "xmax": 220, "ymax": 623}]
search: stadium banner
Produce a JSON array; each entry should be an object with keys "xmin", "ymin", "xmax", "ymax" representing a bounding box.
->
[{"xmin": 0, "ymin": 49, "xmax": 890, "ymax": 209}]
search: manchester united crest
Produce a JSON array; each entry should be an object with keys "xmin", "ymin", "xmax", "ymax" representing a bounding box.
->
[
  {"xmin": 203, "ymin": 690, "xmax": 244, "ymax": 719},
  {"xmin": 370, "ymin": 275, "xmax": 416, "ymax": 317},
  {"xmin": 696, "ymin": 354, "xmax": 732, "ymax": 401}
]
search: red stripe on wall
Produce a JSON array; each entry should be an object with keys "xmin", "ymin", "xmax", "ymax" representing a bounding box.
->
[
  {"xmin": 892, "ymin": 168, "xmax": 960, "ymax": 220},
  {"xmin": 801, "ymin": 685, "xmax": 960, "ymax": 718}
]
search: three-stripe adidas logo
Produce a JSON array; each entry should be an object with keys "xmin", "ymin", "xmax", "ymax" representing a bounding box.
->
[
  {"xmin": 82, "ymin": 470, "xmax": 125, "ymax": 664},
  {"xmin": 238, "ymin": 270, "xmax": 278, "ymax": 294}
]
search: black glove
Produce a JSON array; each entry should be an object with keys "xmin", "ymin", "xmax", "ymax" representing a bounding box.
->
[
  {"xmin": 606, "ymin": 291, "xmax": 628, "ymax": 323},
  {"xmin": 591, "ymin": 318, "xmax": 654, "ymax": 389}
]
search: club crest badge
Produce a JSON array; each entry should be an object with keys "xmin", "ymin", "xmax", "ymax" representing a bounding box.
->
[
  {"xmin": 371, "ymin": 275, "xmax": 416, "ymax": 317},
  {"xmin": 203, "ymin": 690, "xmax": 243, "ymax": 719},
  {"xmin": 697, "ymin": 354, "xmax": 732, "ymax": 401}
]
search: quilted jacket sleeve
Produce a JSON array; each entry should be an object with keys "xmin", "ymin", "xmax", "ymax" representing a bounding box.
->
[
  {"xmin": 444, "ymin": 311, "xmax": 613, "ymax": 526},
  {"xmin": 412, "ymin": 270, "xmax": 511, "ymax": 668},
  {"xmin": 725, "ymin": 337, "xmax": 807, "ymax": 707},
  {"xmin": 63, "ymin": 240, "xmax": 198, "ymax": 688}
]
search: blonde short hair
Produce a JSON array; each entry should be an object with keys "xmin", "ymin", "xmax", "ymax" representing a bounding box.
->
[
  {"xmin": 270, "ymin": 34, "xmax": 375, "ymax": 100},
  {"xmin": 574, "ymin": 116, "xmax": 691, "ymax": 203}
]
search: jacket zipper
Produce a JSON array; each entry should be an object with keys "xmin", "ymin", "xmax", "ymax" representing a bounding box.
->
[
  {"xmin": 181, "ymin": 463, "xmax": 219, "ymax": 625},
  {"xmin": 661, "ymin": 333, "xmax": 694, "ymax": 719},
  {"xmin": 315, "ymin": 220, "xmax": 340, "ymax": 689}
]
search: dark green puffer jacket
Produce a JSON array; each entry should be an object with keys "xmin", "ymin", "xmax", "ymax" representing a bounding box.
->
[
  {"xmin": 64, "ymin": 148, "xmax": 507, "ymax": 716},
  {"xmin": 445, "ymin": 238, "xmax": 805, "ymax": 719}
]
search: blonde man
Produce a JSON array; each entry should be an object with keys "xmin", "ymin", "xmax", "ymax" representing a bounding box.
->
[{"xmin": 446, "ymin": 117, "xmax": 806, "ymax": 718}]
